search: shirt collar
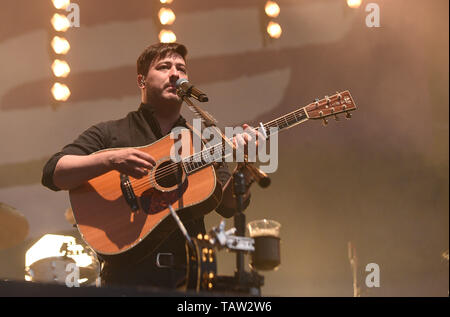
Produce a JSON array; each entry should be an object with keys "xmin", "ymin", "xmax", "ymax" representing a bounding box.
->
[{"xmin": 139, "ymin": 102, "xmax": 187, "ymax": 136}]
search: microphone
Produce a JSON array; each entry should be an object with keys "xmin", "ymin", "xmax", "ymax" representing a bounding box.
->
[
  {"xmin": 176, "ymin": 78, "xmax": 209, "ymax": 102},
  {"xmin": 243, "ymin": 163, "xmax": 271, "ymax": 188}
]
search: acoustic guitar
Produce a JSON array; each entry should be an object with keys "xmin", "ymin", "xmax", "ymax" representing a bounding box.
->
[{"xmin": 69, "ymin": 91, "xmax": 357, "ymax": 263}]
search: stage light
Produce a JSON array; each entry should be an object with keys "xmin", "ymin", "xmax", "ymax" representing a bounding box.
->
[
  {"xmin": 159, "ymin": 29, "xmax": 176, "ymax": 43},
  {"xmin": 160, "ymin": 0, "xmax": 173, "ymax": 3},
  {"xmin": 52, "ymin": 59, "xmax": 71, "ymax": 78},
  {"xmin": 159, "ymin": 8, "xmax": 176, "ymax": 25},
  {"xmin": 52, "ymin": 0, "xmax": 70, "ymax": 10},
  {"xmin": 347, "ymin": 0, "xmax": 362, "ymax": 8},
  {"xmin": 267, "ymin": 21, "xmax": 282, "ymax": 39},
  {"xmin": 25, "ymin": 234, "xmax": 95, "ymax": 284},
  {"xmin": 51, "ymin": 13, "xmax": 70, "ymax": 32},
  {"xmin": 25, "ymin": 234, "xmax": 74, "ymax": 268},
  {"xmin": 265, "ymin": 1, "xmax": 280, "ymax": 18},
  {"xmin": 51, "ymin": 36, "xmax": 71, "ymax": 54},
  {"xmin": 51, "ymin": 83, "xmax": 71, "ymax": 101}
]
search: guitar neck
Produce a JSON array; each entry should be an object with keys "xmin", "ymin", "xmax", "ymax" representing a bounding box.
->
[
  {"xmin": 182, "ymin": 90, "xmax": 357, "ymax": 174},
  {"xmin": 258, "ymin": 107, "xmax": 309, "ymax": 138},
  {"xmin": 182, "ymin": 106, "xmax": 309, "ymax": 175}
]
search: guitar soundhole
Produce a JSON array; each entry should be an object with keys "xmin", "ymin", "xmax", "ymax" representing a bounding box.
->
[{"xmin": 154, "ymin": 160, "xmax": 185, "ymax": 189}]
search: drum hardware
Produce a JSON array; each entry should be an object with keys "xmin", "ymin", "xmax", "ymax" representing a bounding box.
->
[
  {"xmin": 185, "ymin": 221, "xmax": 269, "ymax": 295},
  {"xmin": 347, "ymin": 241, "xmax": 370, "ymax": 297},
  {"xmin": 207, "ymin": 220, "xmax": 255, "ymax": 253},
  {"xmin": 184, "ymin": 171, "xmax": 280, "ymax": 295}
]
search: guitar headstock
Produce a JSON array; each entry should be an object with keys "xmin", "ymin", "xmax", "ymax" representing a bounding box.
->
[{"xmin": 304, "ymin": 90, "xmax": 357, "ymax": 125}]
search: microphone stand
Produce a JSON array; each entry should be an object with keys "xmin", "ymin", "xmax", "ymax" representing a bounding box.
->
[
  {"xmin": 227, "ymin": 168, "xmax": 265, "ymax": 296},
  {"xmin": 233, "ymin": 170, "xmax": 247, "ymax": 285},
  {"xmin": 211, "ymin": 170, "xmax": 265, "ymax": 296}
]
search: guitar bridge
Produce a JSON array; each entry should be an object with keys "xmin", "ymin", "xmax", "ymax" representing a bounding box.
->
[{"xmin": 120, "ymin": 174, "xmax": 139, "ymax": 212}]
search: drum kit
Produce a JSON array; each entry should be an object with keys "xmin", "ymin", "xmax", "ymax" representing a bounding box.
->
[
  {"xmin": 1, "ymin": 201, "xmax": 280, "ymax": 292},
  {"xmin": 0, "ymin": 202, "xmax": 100, "ymax": 286}
]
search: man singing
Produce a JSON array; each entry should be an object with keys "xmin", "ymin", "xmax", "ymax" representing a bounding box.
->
[{"xmin": 42, "ymin": 42, "xmax": 256, "ymax": 289}]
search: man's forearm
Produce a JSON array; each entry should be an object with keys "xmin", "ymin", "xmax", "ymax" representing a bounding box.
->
[{"xmin": 53, "ymin": 152, "xmax": 112, "ymax": 190}]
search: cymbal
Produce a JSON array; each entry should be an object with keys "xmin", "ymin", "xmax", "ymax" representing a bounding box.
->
[{"xmin": 0, "ymin": 202, "xmax": 29, "ymax": 250}]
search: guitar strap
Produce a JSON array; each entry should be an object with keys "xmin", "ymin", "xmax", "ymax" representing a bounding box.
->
[{"xmin": 185, "ymin": 121, "xmax": 206, "ymax": 145}]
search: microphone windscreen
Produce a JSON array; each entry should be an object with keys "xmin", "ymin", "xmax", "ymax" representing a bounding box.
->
[{"xmin": 176, "ymin": 78, "xmax": 189, "ymax": 88}]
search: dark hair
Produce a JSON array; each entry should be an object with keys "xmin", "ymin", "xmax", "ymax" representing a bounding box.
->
[{"xmin": 137, "ymin": 42, "xmax": 188, "ymax": 76}]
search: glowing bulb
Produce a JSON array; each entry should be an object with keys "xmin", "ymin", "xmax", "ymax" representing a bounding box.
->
[
  {"xmin": 51, "ymin": 83, "xmax": 71, "ymax": 101},
  {"xmin": 52, "ymin": 0, "xmax": 70, "ymax": 10},
  {"xmin": 265, "ymin": 1, "xmax": 280, "ymax": 18},
  {"xmin": 160, "ymin": 0, "xmax": 173, "ymax": 3},
  {"xmin": 51, "ymin": 36, "xmax": 71, "ymax": 54},
  {"xmin": 52, "ymin": 59, "xmax": 71, "ymax": 77},
  {"xmin": 347, "ymin": 0, "xmax": 362, "ymax": 8},
  {"xmin": 51, "ymin": 13, "xmax": 70, "ymax": 32},
  {"xmin": 267, "ymin": 21, "xmax": 282, "ymax": 39},
  {"xmin": 159, "ymin": 8, "xmax": 176, "ymax": 25},
  {"xmin": 159, "ymin": 29, "xmax": 176, "ymax": 43}
]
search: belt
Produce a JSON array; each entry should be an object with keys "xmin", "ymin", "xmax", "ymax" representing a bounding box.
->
[
  {"xmin": 155, "ymin": 252, "xmax": 186, "ymax": 269},
  {"xmin": 156, "ymin": 253, "xmax": 173, "ymax": 268}
]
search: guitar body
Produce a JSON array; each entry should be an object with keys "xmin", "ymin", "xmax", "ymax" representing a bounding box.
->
[{"xmin": 69, "ymin": 130, "xmax": 223, "ymax": 264}]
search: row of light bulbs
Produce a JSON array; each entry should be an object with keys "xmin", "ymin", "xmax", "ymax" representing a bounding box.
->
[
  {"xmin": 156, "ymin": 0, "xmax": 362, "ymax": 43},
  {"xmin": 156, "ymin": 1, "xmax": 284, "ymax": 43},
  {"xmin": 49, "ymin": 0, "xmax": 363, "ymax": 102},
  {"xmin": 264, "ymin": 0, "xmax": 364, "ymax": 39},
  {"xmin": 158, "ymin": 0, "xmax": 177, "ymax": 43},
  {"xmin": 265, "ymin": 1, "xmax": 282, "ymax": 39},
  {"xmin": 50, "ymin": 0, "xmax": 71, "ymax": 102}
]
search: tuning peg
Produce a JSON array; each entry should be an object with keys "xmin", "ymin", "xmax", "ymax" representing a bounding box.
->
[
  {"xmin": 325, "ymin": 96, "xmax": 330, "ymax": 108},
  {"xmin": 314, "ymin": 98, "xmax": 320, "ymax": 109},
  {"xmin": 346, "ymin": 112, "xmax": 352, "ymax": 119},
  {"xmin": 322, "ymin": 118, "xmax": 328, "ymax": 126}
]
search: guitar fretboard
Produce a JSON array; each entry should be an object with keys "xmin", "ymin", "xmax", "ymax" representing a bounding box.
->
[
  {"xmin": 181, "ymin": 107, "xmax": 308, "ymax": 174},
  {"xmin": 260, "ymin": 107, "xmax": 308, "ymax": 138}
]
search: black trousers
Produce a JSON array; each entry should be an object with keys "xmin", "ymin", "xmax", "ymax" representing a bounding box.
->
[{"xmin": 100, "ymin": 253, "xmax": 187, "ymax": 290}]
